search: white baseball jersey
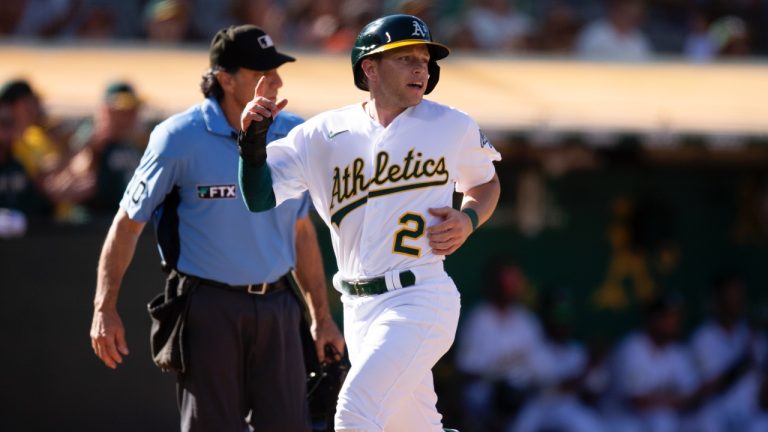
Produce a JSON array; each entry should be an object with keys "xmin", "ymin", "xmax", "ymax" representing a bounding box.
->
[
  {"xmin": 614, "ymin": 332, "xmax": 698, "ymax": 400},
  {"xmin": 603, "ymin": 332, "xmax": 699, "ymax": 432},
  {"xmin": 456, "ymin": 303, "xmax": 548, "ymax": 386},
  {"xmin": 690, "ymin": 320, "xmax": 767, "ymax": 429},
  {"xmin": 266, "ymin": 99, "xmax": 500, "ymax": 280},
  {"xmin": 690, "ymin": 320, "xmax": 765, "ymax": 382},
  {"xmin": 514, "ymin": 339, "xmax": 607, "ymax": 432}
]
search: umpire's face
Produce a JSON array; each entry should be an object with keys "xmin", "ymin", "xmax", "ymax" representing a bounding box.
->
[{"xmin": 222, "ymin": 67, "xmax": 283, "ymax": 110}]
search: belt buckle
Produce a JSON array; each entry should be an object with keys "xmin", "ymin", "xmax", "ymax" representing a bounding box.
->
[
  {"xmin": 247, "ymin": 283, "xmax": 268, "ymax": 295},
  {"xmin": 347, "ymin": 280, "xmax": 363, "ymax": 296}
]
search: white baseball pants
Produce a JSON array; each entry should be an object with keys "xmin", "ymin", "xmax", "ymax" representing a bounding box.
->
[{"xmin": 334, "ymin": 266, "xmax": 461, "ymax": 432}]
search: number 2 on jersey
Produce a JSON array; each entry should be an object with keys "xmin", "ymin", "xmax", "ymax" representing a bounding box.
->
[{"xmin": 393, "ymin": 212, "xmax": 425, "ymax": 257}]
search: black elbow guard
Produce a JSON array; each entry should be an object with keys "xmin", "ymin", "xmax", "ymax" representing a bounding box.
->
[{"xmin": 237, "ymin": 116, "xmax": 273, "ymax": 167}]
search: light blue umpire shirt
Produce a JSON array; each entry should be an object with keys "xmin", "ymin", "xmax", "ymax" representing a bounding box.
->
[{"xmin": 120, "ymin": 97, "xmax": 308, "ymax": 285}]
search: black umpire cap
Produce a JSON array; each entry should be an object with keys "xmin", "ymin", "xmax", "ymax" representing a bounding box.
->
[{"xmin": 209, "ymin": 25, "xmax": 295, "ymax": 71}]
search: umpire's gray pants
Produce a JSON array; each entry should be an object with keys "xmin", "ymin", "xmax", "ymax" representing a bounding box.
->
[{"xmin": 177, "ymin": 283, "xmax": 310, "ymax": 432}]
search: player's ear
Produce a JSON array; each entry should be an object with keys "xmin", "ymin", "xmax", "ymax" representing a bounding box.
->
[{"xmin": 360, "ymin": 58, "xmax": 378, "ymax": 86}]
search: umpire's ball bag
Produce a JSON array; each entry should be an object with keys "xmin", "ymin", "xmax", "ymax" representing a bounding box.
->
[{"xmin": 147, "ymin": 270, "xmax": 196, "ymax": 373}]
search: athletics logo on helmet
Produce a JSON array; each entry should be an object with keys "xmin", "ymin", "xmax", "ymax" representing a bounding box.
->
[
  {"xmin": 411, "ymin": 20, "xmax": 428, "ymax": 38},
  {"xmin": 351, "ymin": 14, "xmax": 450, "ymax": 94}
]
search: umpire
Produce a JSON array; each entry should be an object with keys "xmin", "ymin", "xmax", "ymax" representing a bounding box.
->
[{"xmin": 89, "ymin": 25, "xmax": 344, "ymax": 431}]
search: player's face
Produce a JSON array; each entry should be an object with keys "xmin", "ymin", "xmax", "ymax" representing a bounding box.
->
[
  {"xmin": 371, "ymin": 44, "xmax": 430, "ymax": 108},
  {"xmin": 231, "ymin": 67, "xmax": 283, "ymax": 108}
]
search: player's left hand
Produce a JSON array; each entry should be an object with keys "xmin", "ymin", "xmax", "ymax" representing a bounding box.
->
[
  {"xmin": 427, "ymin": 207, "xmax": 473, "ymax": 255},
  {"xmin": 311, "ymin": 316, "xmax": 345, "ymax": 363},
  {"xmin": 240, "ymin": 75, "xmax": 288, "ymax": 131}
]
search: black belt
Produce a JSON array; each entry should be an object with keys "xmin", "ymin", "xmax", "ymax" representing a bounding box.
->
[
  {"xmin": 339, "ymin": 270, "xmax": 416, "ymax": 297},
  {"xmin": 191, "ymin": 274, "xmax": 288, "ymax": 295}
]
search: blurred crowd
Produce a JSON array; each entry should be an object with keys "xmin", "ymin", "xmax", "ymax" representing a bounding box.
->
[
  {"xmin": 0, "ymin": 77, "xmax": 147, "ymax": 234},
  {"xmin": 0, "ymin": 0, "xmax": 766, "ymax": 61},
  {"xmin": 454, "ymin": 258, "xmax": 768, "ymax": 432}
]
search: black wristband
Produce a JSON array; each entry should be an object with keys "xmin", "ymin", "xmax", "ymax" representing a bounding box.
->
[
  {"xmin": 462, "ymin": 208, "xmax": 479, "ymax": 231},
  {"xmin": 237, "ymin": 116, "xmax": 273, "ymax": 167}
]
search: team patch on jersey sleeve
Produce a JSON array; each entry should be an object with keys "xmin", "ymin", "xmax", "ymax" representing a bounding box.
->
[
  {"xmin": 479, "ymin": 130, "xmax": 494, "ymax": 149},
  {"xmin": 197, "ymin": 184, "xmax": 237, "ymax": 199}
]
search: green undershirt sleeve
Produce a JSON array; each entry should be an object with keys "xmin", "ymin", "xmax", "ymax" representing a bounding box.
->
[{"xmin": 238, "ymin": 158, "xmax": 276, "ymax": 212}]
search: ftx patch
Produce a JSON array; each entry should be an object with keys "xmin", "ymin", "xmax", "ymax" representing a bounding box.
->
[{"xmin": 197, "ymin": 184, "xmax": 237, "ymax": 199}]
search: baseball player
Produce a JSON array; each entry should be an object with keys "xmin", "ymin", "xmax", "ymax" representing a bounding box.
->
[
  {"xmin": 689, "ymin": 277, "xmax": 768, "ymax": 432},
  {"xmin": 455, "ymin": 260, "xmax": 550, "ymax": 430},
  {"xmin": 237, "ymin": 14, "xmax": 501, "ymax": 432},
  {"xmin": 605, "ymin": 295, "xmax": 699, "ymax": 432}
]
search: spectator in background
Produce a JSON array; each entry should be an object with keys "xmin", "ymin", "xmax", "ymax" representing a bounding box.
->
[
  {"xmin": 527, "ymin": 0, "xmax": 603, "ymax": 26},
  {"xmin": 387, "ymin": 0, "xmax": 435, "ymax": 19},
  {"xmin": 322, "ymin": 0, "xmax": 379, "ymax": 53},
  {"xmin": 605, "ymin": 294, "xmax": 698, "ymax": 432},
  {"xmin": 642, "ymin": 0, "xmax": 691, "ymax": 55},
  {"xmin": 0, "ymin": 97, "xmax": 50, "ymax": 235},
  {"xmin": 287, "ymin": 0, "xmax": 345, "ymax": 49},
  {"xmin": 77, "ymin": 81, "xmax": 144, "ymax": 209},
  {"xmin": 0, "ymin": 79, "xmax": 64, "ymax": 184},
  {"xmin": 75, "ymin": 0, "xmax": 144, "ymax": 39},
  {"xmin": 282, "ymin": 0, "xmax": 377, "ymax": 53},
  {"xmin": 47, "ymin": 81, "xmax": 144, "ymax": 217},
  {"xmin": 6, "ymin": 0, "xmax": 142, "ymax": 41},
  {"xmin": 143, "ymin": 0, "xmax": 199, "ymax": 43},
  {"xmin": 527, "ymin": 1, "xmax": 582, "ymax": 53},
  {"xmin": 0, "ymin": 1, "xmax": 24, "ymax": 34},
  {"xmin": 461, "ymin": 0, "xmax": 533, "ymax": 51},
  {"xmin": 231, "ymin": 0, "xmax": 288, "ymax": 44},
  {"xmin": 189, "ymin": 0, "xmax": 235, "ymax": 41},
  {"xmin": 689, "ymin": 276, "xmax": 768, "ymax": 432},
  {"xmin": 455, "ymin": 258, "xmax": 547, "ymax": 432},
  {"xmin": 576, "ymin": 0, "xmax": 653, "ymax": 61},
  {"xmin": 684, "ymin": 9, "xmax": 719, "ymax": 62},
  {"xmin": 512, "ymin": 289, "xmax": 607, "ymax": 432},
  {"xmin": 73, "ymin": 5, "xmax": 117, "ymax": 40},
  {"xmin": 6, "ymin": 0, "xmax": 79, "ymax": 38},
  {"xmin": 684, "ymin": 13, "xmax": 751, "ymax": 62}
]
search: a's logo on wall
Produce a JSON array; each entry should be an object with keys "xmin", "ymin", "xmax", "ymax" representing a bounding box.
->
[
  {"xmin": 197, "ymin": 184, "xmax": 237, "ymax": 199},
  {"xmin": 411, "ymin": 20, "xmax": 428, "ymax": 38},
  {"xmin": 258, "ymin": 35, "xmax": 274, "ymax": 49}
]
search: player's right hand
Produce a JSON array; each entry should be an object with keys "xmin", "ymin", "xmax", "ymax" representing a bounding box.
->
[
  {"xmin": 426, "ymin": 206, "xmax": 473, "ymax": 255},
  {"xmin": 240, "ymin": 75, "xmax": 288, "ymax": 131},
  {"xmin": 90, "ymin": 308, "xmax": 129, "ymax": 369}
]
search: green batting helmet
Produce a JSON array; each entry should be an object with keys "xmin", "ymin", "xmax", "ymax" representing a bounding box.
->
[{"xmin": 351, "ymin": 14, "xmax": 450, "ymax": 94}]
